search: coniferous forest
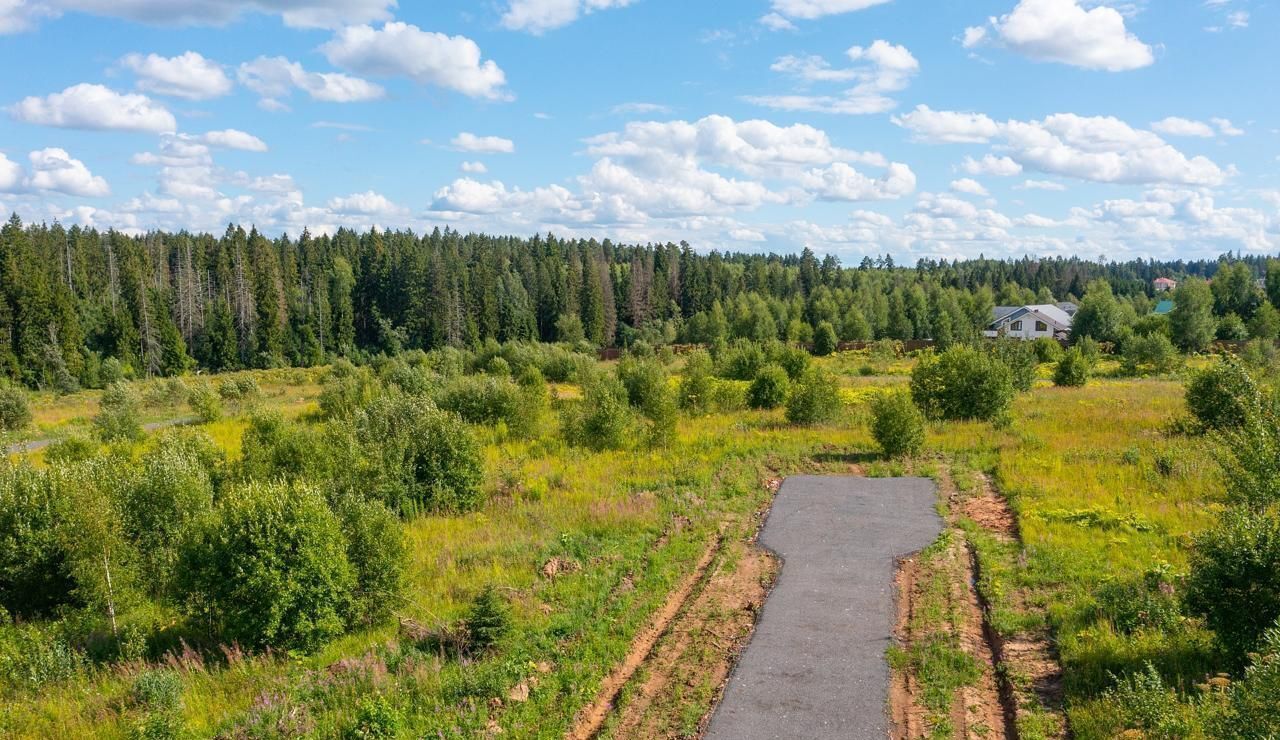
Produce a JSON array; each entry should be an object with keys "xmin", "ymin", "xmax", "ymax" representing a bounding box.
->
[{"xmin": 2, "ymin": 213, "xmax": 1274, "ymax": 390}]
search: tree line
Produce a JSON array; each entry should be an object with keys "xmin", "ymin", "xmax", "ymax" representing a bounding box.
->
[{"xmin": 2, "ymin": 213, "xmax": 1278, "ymax": 390}]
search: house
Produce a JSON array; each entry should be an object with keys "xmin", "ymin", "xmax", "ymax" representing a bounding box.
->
[
  {"xmin": 985, "ymin": 304, "xmax": 1073, "ymax": 341},
  {"xmin": 1154, "ymin": 277, "xmax": 1178, "ymax": 292},
  {"xmin": 1154, "ymin": 300, "xmax": 1174, "ymax": 315}
]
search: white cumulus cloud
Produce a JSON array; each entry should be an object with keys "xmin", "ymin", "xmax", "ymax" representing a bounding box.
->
[
  {"xmin": 321, "ymin": 22, "xmax": 509, "ymax": 101},
  {"xmin": 1151, "ymin": 117, "xmax": 1215, "ymax": 138},
  {"xmin": 451, "ymin": 133, "xmax": 515, "ymax": 154},
  {"xmin": 501, "ymin": 0, "xmax": 634, "ymax": 34},
  {"xmin": 26, "ymin": 147, "xmax": 109, "ymax": 197},
  {"xmin": 238, "ymin": 56, "xmax": 384, "ymax": 109},
  {"xmin": 770, "ymin": 0, "xmax": 892, "ymax": 20},
  {"xmin": 747, "ymin": 40, "xmax": 918, "ymax": 115},
  {"xmin": 977, "ymin": 0, "xmax": 1155, "ymax": 72},
  {"xmin": 198, "ymin": 129, "xmax": 268, "ymax": 152},
  {"xmin": 121, "ymin": 51, "xmax": 232, "ymax": 100},
  {"xmin": 9, "ymin": 83, "xmax": 176, "ymax": 132}
]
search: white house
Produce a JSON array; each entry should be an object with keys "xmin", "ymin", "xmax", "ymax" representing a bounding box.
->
[{"xmin": 984, "ymin": 304, "xmax": 1073, "ymax": 341}]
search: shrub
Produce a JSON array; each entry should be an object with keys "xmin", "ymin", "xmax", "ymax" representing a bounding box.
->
[
  {"xmin": 132, "ymin": 670, "xmax": 183, "ymax": 712},
  {"xmin": 344, "ymin": 695, "xmax": 402, "ymax": 740},
  {"xmin": 988, "ymin": 339, "xmax": 1038, "ymax": 393},
  {"xmin": 1098, "ymin": 663, "xmax": 1193, "ymax": 739},
  {"xmin": 1186, "ymin": 507, "xmax": 1280, "ymax": 666},
  {"xmin": 239, "ymin": 411, "xmax": 335, "ymax": 483},
  {"xmin": 767, "ymin": 343, "xmax": 811, "ymax": 381},
  {"xmin": 616, "ymin": 355, "xmax": 668, "ymax": 412},
  {"xmin": 0, "ymin": 623, "xmax": 86, "ymax": 691},
  {"xmin": 1031, "ymin": 337, "xmax": 1065, "ymax": 364},
  {"xmin": 0, "ymin": 466, "xmax": 74, "ymax": 617},
  {"xmin": 0, "ymin": 383, "xmax": 31, "ymax": 432},
  {"xmin": 785, "ymin": 367, "xmax": 842, "ymax": 425},
  {"xmin": 561, "ymin": 372, "xmax": 635, "ymax": 451},
  {"xmin": 1094, "ymin": 563, "xmax": 1181, "ymax": 635},
  {"xmin": 812, "ymin": 321, "xmax": 839, "ymax": 357},
  {"xmin": 1120, "ymin": 333, "xmax": 1181, "ymax": 376},
  {"xmin": 436, "ymin": 375, "xmax": 539, "ymax": 438},
  {"xmin": 1185, "ymin": 357, "xmax": 1262, "ymax": 433},
  {"xmin": 187, "ymin": 383, "xmax": 222, "ymax": 423},
  {"xmin": 1054, "ymin": 347, "xmax": 1091, "ymax": 388},
  {"xmin": 747, "ymin": 364, "xmax": 789, "ymax": 410},
  {"xmin": 464, "ymin": 586, "xmax": 510, "ymax": 653},
  {"xmin": 870, "ymin": 390, "xmax": 926, "ymax": 459},
  {"xmin": 318, "ymin": 361, "xmax": 378, "ymax": 419},
  {"xmin": 354, "ymin": 396, "xmax": 484, "ymax": 515},
  {"xmin": 1208, "ymin": 622, "xmax": 1280, "ymax": 738},
  {"xmin": 717, "ymin": 340, "xmax": 765, "ymax": 381},
  {"xmin": 93, "ymin": 382, "xmax": 143, "ymax": 443},
  {"xmin": 126, "ymin": 436, "xmax": 217, "ymax": 593},
  {"xmin": 1218, "ymin": 312, "xmax": 1250, "ymax": 341},
  {"xmin": 910, "ymin": 346, "xmax": 1014, "ymax": 422},
  {"xmin": 176, "ymin": 481, "xmax": 355, "ymax": 652},
  {"xmin": 44, "ymin": 435, "xmax": 96, "ymax": 465},
  {"xmin": 678, "ymin": 350, "xmax": 715, "ymax": 412},
  {"xmin": 336, "ymin": 498, "xmax": 406, "ymax": 627}
]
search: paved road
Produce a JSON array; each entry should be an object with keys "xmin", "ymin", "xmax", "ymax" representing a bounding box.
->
[
  {"xmin": 4, "ymin": 417, "xmax": 198, "ymax": 455},
  {"xmin": 705, "ymin": 476, "xmax": 942, "ymax": 740}
]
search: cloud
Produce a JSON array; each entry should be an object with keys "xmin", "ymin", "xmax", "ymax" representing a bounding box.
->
[
  {"xmin": 2, "ymin": 0, "xmax": 395, "ymax": 32},
  {"xmin": 460, "ymin": 161, "xmax": 488, "ymax": 174},
  {"xmin": 326, "ymin": 190, "xmax": 404, "ymax": 217},
  {"xmin": 321, "ymin": 22, "xmax": 509, "ymax": 100},
  {"xmin": 430, "ymin": 178, "xmax": 577, "ymax": 217},
  {"xmin": 0, "ymin": 153, "xmax": 24, "ymax": 192},
  {"xmin": 198, "ymin": 129, "xmax": 268, "ymax": 152},
  {"xmin": 747, "ymin": 40, "xmax": 919, "ymax": 115},
  {"xmin": 1017, "ymin": 179, "xmax": 1067, "ymax": 191},
  {"xmin": 961, "ymin": 154, "xmax": 1023, "ymax": 176},
  {"xmin": 896, "ymin": 107, "xmax": 1227, "ymax": 186},
  {"xmin": 500, "ymin": 0, "xmax": 634, "ymax": 34},
  {"xmin": 759, "ymin": 12, "xmax": 796, "ymax": 31},
  {"xmin": 770, "ymin": 0, "xmax": 892, "ymax": 20},
  {"xmin": 799, "ymin": 161, "xmax": 917, "ymax": 201},
  {"xmin": 120, "ymin": 51, "xmax": 232, "ymax": 100},
  {"xmin": 976, "ymin": 0, "xmax": 1155, "ymax": 72},
  {"xmin": 238, "ymin": 56, "xmax": 384, "ymax": 109},
  {"xmin": 9, "ymin": 83, "xmax": 176, "ymax": 132},
  {"xmin": 612, "ymin": 102, "xmax": 672, "ymax": 116},
  {"xmin": 451, "ymin": 133, "xmax": 515, "ymax": 154},
  {"xmin": 1151, "ymin": 116, "xmax": 1215, "ymax": 138},
  {"xmin": 26, "ymin": 147, "xmax": 109, "ymax": 197},
  {"xmin": 893, "ymin": 105, "xmax": 1000, "ymax": 143},
  {"xmin": 951, "ymin": 178, "xmax": 990, "ymax": 196},
  {"xmin": 1212, "ymin": 117, "xmax": 1244, "ymax": 136},
  {"xmin": 961, "ymin": 26, "xmax": 987, "ymax": 48}
]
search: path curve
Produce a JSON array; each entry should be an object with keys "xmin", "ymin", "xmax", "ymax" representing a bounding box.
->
[
  {"xmin": 705, "ymin": 476, "xmax": 942, "ymax": 739},
  {"xmin": 4, "ymin": 417, "xmax": 198, "ymax": 455}
]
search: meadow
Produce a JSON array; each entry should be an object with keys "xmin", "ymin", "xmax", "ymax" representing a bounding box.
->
[{"xmin": 0, "ymin": 343, "xmax": 1257, "ymax": 738}]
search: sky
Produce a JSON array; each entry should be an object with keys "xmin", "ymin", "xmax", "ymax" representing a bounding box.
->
[{"xmin": 0, "ymin": 0, "xmax": 1277, "ymax": 262}]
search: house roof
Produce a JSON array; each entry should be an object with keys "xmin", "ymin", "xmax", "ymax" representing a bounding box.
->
[
  {"xmin": 1056, "ymin": 301, "xmax": 1078, "ymax": 315},
  {"xmin": 1154, "ymin": 278, "xmax": 1177, "ymax": 285},
  {"xmin": 988, "ymin": 304, "xmax": 1073, "ymax": 331}
]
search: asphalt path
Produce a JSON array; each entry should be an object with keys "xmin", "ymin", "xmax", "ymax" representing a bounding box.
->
[
  {"xmin": 3, "ymin": 417, "xmax": 197, "ymax": 455},
  {"xmin": 705, "ymin": 475, "xmax": 942, "ymax": 739}
]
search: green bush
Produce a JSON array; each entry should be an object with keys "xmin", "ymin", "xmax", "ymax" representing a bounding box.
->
[
  {"xmin": 767, "ymin": 342, "xmax": 810, "ymax": 380},
  {"xmin": 717, "ymin": 341, "xmax": 766, "ymax": 381},
  {"xmin": 43, "ymin": 435, "xmax": 96, "ymax": 465},
  {"xmin": 1121, "ymin": 333, "xmax": 1181, "ymax": 376},
  {"xmin": 93, "ymin": 382, "xmax": 143, "ymax": 443},
  {"xmin": 812, "ymin": 321, "xmax": 838, "ymax": 357},
  {"xmin": 1185, "ymin": 357, "xmax": 1262, "ymax": 433},
  {"xmin": 1097, "ymin": 663, "xmax": 1194, "ymax": 739},
  {"xmin": 0, "ymin": 466, "xmax": 74, "ymax": 617},
  {"xmin": 0, "ymin": 383, "xmax": 31, "ymax": 432},
  {"xmin": 1032, "ymin": 337, "xmax": 1065, "ymax": 364},
  {"xmin": 677, "ymin": 350, "xmax": 715, "ymax": 413},
  {"xmin": 1207, "ymin": 622, "xmax": 1280, "ymax": 738},
  {"xmin": 354, "ymin": 396, "xmax": 484, "ymax": 515},
  {"xmin": 187, "ymin": 383, "xmax": 222, "ymax": 423},
  {"xmin": 436, "ymin": 375, "xmax": 539, "ymax": 438},
  {"xmin": 318, "ymin": 361, "xmax": 378, "ymax": 419},
  {"xmin": 464, "ymin": 586, "xmax": 510, "ymax": 653},
  {"xmin": 176, "ymin": 481, "xmax": 355, "ymax": 652},
  {"xmin": 870, "ymin": 390, "xmax": 926, "ymax": 459},
  {"xmin": 747, "ymin": 364, "xmax": 789, "ymax": 410},
  {"xmin": 910, "ymin": 346, "xmax": 1014, "ymax": 422},
  {"xmin": 1054, "ymin": 347, "xmax": 1092, "ymax": 388},
  {"xmin": 344, "ymin": 695, "xmax": 402, "ymax": 740},
  {"xmin": 1186, "ymin": 507, "xmax": 1280, "ymax": 666},
  {"xmin": 126, "ymin": 435, "xmax": 217, "ymax": 594},
  {"xmin": 561, "ymin": 372, "xmax": 635, "ymax": 451},
  {"xmin": 336, "ymin": 498, "xmax": 406, "ymax": 627},
  {"xmin": 988, "ymin": 339, "xmax": 1038, "ymax": 392},
  {"xmin": 1094, "ymin": 563, "xmax": 1181, "ymax": 635},
  {"xmin": 132, "ymin": 670, "xmax": 183, "ymax": 712},
  {"xmin": 0, "ymin": 623, "xmax": 86, "ymax": 691},
  {"xmin": 785, "ymin": 367, "xmax": 841, "ymax": 425},
  {"xmin": 239, "ymin": 412, "xmax": 335, "ymax": 484}
]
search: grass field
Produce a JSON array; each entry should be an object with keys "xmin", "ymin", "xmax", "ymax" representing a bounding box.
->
[{"xmin": 0, "ymin": 350, "xmax": 1235, "ymax": 738}]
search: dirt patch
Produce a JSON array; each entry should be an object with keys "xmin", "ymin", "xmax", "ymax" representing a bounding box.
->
[
  {"xmin": 607, "ymin": 540, "xmax": 777, "ymax": 739},
  {"xmin": 889, "ymin": 555, "xmax": 928, "ymax": 739},
  {"xmin": 957, "ymin": 474, "xmax": 1020, "ymax": 541},
  {"xmin": 567, "ymin": 535, "xmax": 723, "ymax": 740}
]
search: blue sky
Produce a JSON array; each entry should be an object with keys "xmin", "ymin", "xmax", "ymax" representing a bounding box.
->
[{"xmin": 0, "ymin": 0, "xmax": 1276, "ymax": 261}]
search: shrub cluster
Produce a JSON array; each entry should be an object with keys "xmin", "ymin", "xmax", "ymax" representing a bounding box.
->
[
  {"xmin": 871, "ymin": 390, "xmax": 926, "ymax": 458},
  {"xmin": 910, "ymin": 346, "xmax": 1014, "ymax": 422}
]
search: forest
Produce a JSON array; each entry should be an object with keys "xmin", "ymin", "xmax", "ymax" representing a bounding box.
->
[{"xmin": 2, "ymin": 213, "xmax": 1278, "ymax": 389}]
